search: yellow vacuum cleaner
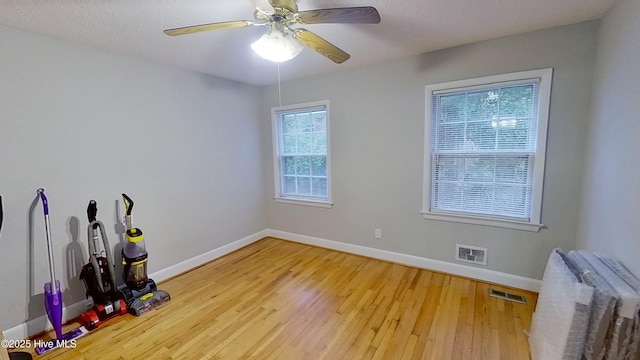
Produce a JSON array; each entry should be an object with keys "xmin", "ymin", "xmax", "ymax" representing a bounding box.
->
[{"xmin": 117, "ymin": 194, "xmax": 170, "ymax": 316}]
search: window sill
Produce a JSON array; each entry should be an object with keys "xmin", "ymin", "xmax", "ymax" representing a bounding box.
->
[
  {"xmin": 274, "ymin": 197, "xmax": 333, "ymax": 208},
  {"xmin": 420, "ymin": 211, "xmax": 544, "ymax": 232}
]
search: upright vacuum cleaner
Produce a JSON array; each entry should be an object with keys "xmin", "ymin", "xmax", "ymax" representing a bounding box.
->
[
  {"xmin": 34, "ymin": 189, "xmax": 87, "ymax": 355},
  {"xmin": 79, "ymin": 200, "xmax": 127, "ymax": 329},
  {"xmin": 117, "ymin": 194, "xmax": 170, "ymax": 316}
]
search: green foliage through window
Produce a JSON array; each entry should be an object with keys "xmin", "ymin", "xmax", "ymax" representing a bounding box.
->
[
  {"xmin": 276, "ymin": 106, "xmax": 329, "ymax": 200},
  {"xmin": 431, "ymin": 83, "xmax": 539, "ymax": 220}
]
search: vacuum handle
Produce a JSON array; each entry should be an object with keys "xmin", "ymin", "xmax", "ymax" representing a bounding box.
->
[
  {"xmin": 87, "ymin": 200, "xmax": 97, "ymax": 223},
  {"xmin": 87, "ymin": 220, "xmax": 115, "ymax": 294},
  {"xmin": 122, "ymin": 193, "xmax": 134, "ymax": 216},
  {"xmin": 37, "ymin": 188, "xmax": 49, "ymax": 215}
]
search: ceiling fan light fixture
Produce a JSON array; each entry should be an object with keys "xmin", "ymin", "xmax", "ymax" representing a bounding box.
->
[{"xmin": 250, "ymin": 28, "xmax": 303, "ymax": 62}]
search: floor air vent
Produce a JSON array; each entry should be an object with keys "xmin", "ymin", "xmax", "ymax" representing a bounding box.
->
[{"xmin": 489, "ymin": 289, "xmax": 526, "ymax": 304}]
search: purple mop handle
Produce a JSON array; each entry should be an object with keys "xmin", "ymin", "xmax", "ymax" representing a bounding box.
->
[
  {"xmin": 37, "ymin": 188, "xmax": 49, "ymax": 215},
  {"xmin": 37, "ymin": 188, "xmax": 57, "ymax": 289},
  {"xmin": 37, "ymin": 188, "xmax": 63, "ymax": 340}
]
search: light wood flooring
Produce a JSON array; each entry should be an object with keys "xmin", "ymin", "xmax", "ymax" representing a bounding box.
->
[{"xmin": 24, "ymin": 237, "xmax": 537, "ymax": 359}]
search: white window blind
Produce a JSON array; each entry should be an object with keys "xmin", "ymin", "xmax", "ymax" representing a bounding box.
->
[{"xmin": 423, "ymin": 69, "xmax": 552, "ymax": 230}]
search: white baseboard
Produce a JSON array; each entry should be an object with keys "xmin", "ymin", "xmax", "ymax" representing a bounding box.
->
[
  {"xmin": 2, "ymin": 230, "xmax": 268, "ymax": 341},
  {"xmin": 2, "ymin": 301, "xmax": 87, "ymax": 342},
  {"xmin": 4, "ymin": 228, "xmax": 539, "ymax": 341},
  {"xmin": 266, "ymin": 229, "xmax": 541, "ymax": 292},
  {"xmin": 149, "ymin": 230, "xmax": 268, "ymax": 282}
]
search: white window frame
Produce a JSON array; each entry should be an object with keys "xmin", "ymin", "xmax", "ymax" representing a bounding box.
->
[
  {"xmin": 272, "ymin": 100, "xmax": 332, "ymax": 208},
  {"xmin": 422, "ymin": 69, "xmax": 553, "ymax": 231}
]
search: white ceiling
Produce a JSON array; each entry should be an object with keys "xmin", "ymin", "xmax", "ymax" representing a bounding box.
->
[{"xmin": 0, "ymin": 0, "xmax": 614, "ymax": 86}]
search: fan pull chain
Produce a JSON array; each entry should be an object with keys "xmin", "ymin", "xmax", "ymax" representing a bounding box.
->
[{"xmin": 277, "ymin": 62, "xmax": 282, "ymax": 107}]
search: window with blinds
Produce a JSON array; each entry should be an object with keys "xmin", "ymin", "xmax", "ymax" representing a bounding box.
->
[{"xmin": 422, "ymin": 69, "xmax": 552, "ymax": 231}]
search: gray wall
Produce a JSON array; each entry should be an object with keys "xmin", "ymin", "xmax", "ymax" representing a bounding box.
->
[
  {"xmin": 577, "ymin": 0, "xmax": 640, "ymax": 275},
  {"xmin": 0, "ymin": 25, "xmax": 266, "ymax": 329},
  {"xmin": 1, "ymin": 10, "xmax": 624, "ymax": 332},
  {"xmin": 262, "ymin": 21, "xmax": 599, "ymax": 280}
]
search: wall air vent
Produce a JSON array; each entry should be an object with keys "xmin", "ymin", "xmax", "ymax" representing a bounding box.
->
[{"xmin": 455, "ymin": 244, "xmax": 487, "ymax": 266}]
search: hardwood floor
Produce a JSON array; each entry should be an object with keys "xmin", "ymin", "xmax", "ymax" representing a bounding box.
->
[{"xmin": 24, "ymin": 237, "xmax": 537, "ymax": 359}]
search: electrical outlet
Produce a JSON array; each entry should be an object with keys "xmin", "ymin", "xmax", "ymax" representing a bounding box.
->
[{"xmin": 374, "ymin": 228, "xmax": 382, "ymax": 239}]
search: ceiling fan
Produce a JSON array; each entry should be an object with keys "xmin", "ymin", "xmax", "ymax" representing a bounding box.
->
[{"xmin": 163, "ymin": 0, "xmax": 381, "ymax": 64}]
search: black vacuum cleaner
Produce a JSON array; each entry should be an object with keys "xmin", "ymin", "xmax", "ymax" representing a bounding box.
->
[
  {"xmin": 117, "ymin": 194, "xmax": 170, "ymax": 316},
  {"xmin": 79, "ymin": 200, "xmax": 127, "ymax": 329}
]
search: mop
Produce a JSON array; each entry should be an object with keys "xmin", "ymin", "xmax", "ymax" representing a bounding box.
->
[{"xmin": 34, "ymin": 189, "xmax": 88, "ymax": 355}]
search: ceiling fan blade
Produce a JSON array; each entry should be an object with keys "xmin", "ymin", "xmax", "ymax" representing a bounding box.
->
[
  {"xmin": 251, "ymin": 0, "xmax": 274, "ymax": 13},
  {"xmin": 293, "ymin": 29, "xmax": 350, "ymax": 64},
  {"xmin": 269, "ymin": 0, "xmax": 298, "ymax": 13},
  {"xmin": 164, "ymin": 20, "xmax": 255, "ymax": 36},
  {"xmin": 297, "ymin": 6, "xmax": 380, "ymax": 24}
]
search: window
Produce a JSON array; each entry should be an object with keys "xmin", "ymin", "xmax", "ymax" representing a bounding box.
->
[
  {"xmin": 422, "ymin": 69, "xmax": 552, "ymax": 231},
  {"xmin": 272, "ymin": 101, "xmax": 332, "ymax": 207}
]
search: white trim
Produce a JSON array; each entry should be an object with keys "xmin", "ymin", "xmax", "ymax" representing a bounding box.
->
[
  {"xmin": 2, "ymin": 300, "xmax": 88, "ymax": 341},
  {"xmin": 267, "ymin": 229, "xmax": 541, "ymax": 292},
  {"xmin": 273, "ymin": 197, "xmax": 333, "ymax": 208},
  {"xmin": 149, "ymin": 230, "xmax": 268, "ymax": 282},
  {"xmin": 432, "ymin": 77, "xmax": 542, "ymax": 94},
  {"xmin": 422, "ymin": 68, "xmax": 553, "ymax": 230},
  {"xmin": 529, "ymin": 69, "xmax": 553, "ymax": 224},
  {"xmin": 429, "ymin": 69, "xmax": 552, "ymax": 93},
  {"xmin": 271, "ymin": 100, "xmax": 332, "ymax": 205},
  {"xmin": 421, "ymin": 211, "xmax": 544, "ymax": 232},
  {"xmin": 2, "ymin": 230, "xmax": 268, "ymax": 341},
  {"xmin": 3, "ymin": 228, "xmax": 541, "ymax": 341}
]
